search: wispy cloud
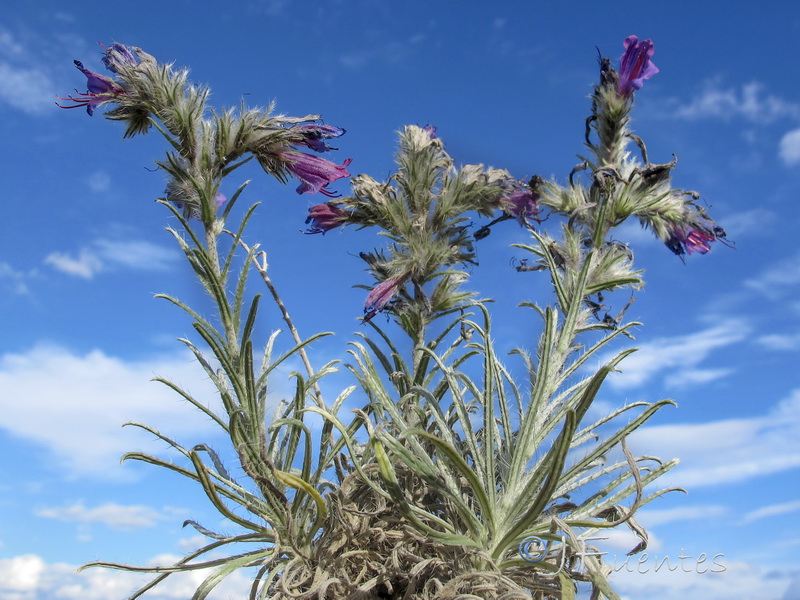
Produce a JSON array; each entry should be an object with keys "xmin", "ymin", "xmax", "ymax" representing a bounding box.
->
[
  {"xmin": 87, "ymin": 170, "xmax": 111, "ymax": 193},
  {"xmin": 665, "ymin": 80, "xmax": 800, "ymax": 169},
  {"xmin": 338, "ymin": 32, "xmax": 427, "ymax": 71},
  {"xmin": 0, "ymin": 344, "xmax": 221, "ymax": 480},
  {"xmin": 744, "ymin": 251, "xmax": 800, "ymax": 300},
  {"xmin": 0, "ymin": 62, "xmax": 57, "ymax": 115},
  {"xmin": 0, "ymin": 343, "xmax": 292, "ymax": 480},
  {"xmin": 43, "ymin": 248, "xmax": 103, "ymax": 279},
  {"xmin": 44, "ymin": 238, "xmax": 177, "ymax": 279},
  {"xmin": 756, "ymin": 332, "xmax": 800, "ymax": 351},
  {"xmin": 0, "ymin": 29, "xmax": 24, "ymax": 56},
  {"xmin": 630, "ymin": 388, "xmax": 800, "ymax": 488},
  {"xmin": 713, "ymin": 207, "xmax": 776, "ymax": 239},
  {"xmin": 604, "ymin": 320, "xmax": 748, "ymax": 390},
  {"xmin": 591, "ymin": 505, "xmax": 728, "ymax": 557},
  {"xmin": 610, "ymin": 559, "xmax": 799, "ymax": 600},
  {"xmin": 0, "ymin": 26, "xmax": 65, "ymax": 116},
  {"xmin": 670, "ymin": 81, "xmax": 800, "ymax": 124},
  {"xmin": 741, "ymin": 499, "xmax": 800, "ymax": 525},
  {"xmin": 35, "ymin": 502, "xmax": 175, "ymax": 530},
  {"xmin": 636, "ymin": 505, "xmax": 729, "ymax": 528},
  {"xmin": 779, "ymin": 128, "xmax": 800, "ymax": 167},
  {"xmin": 0, "ymin": 261, "xmax": 34, "ymax": 295},
  {"xmin": 663, "ymin": 367, "xmax": 733, "ymax": 389}
]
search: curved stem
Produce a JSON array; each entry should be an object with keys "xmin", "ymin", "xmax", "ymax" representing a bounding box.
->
[{"xmin": 241, "ymin": 240, "xmax": 324, "ymax": 409}]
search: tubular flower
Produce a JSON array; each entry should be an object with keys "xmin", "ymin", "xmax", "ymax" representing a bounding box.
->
[
  {"xmin": 100, "ymin": 42, "xmax": 139, "ymax": 73},
  {"xmin": 665, "ymin": 217, "xmax": 728, "ymax": 259},
  {"xmin": 293, "ymin": 124, "xmax": 346, "ymax": 152},
  {"xmin": 279, "ymin": 151, "xmax": 352, "ymax": 197},
  {"xmin": 305, "ymin": 203, "xmax": 348, "ymax": 234},
  {"xmin": 617, "ymin": 35, "xmax": 659, "ymax": 98},
  {"xmin": 363, "ymin": 274, "xmax": 409, "ymax": 322},
  {"xmin": 503, "ymin": 188, "xmax": 541, "ymax": 224},
  {"xmin": 423, "ymin": 124, "xmax": 438, "ymax": 139},
  {"xmin": 57, "ymin": 60, "xmax": 125, "ymax": 115}
]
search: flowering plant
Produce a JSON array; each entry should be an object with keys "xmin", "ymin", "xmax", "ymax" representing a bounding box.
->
[{"xmin": 61, "ymin": 36, "xmax": 727, "ymax": 599}]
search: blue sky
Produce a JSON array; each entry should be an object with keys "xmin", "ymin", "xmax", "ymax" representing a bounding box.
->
[{"xmin": 1, "ymin": 1, "xmax": 799, "ymax": 598}]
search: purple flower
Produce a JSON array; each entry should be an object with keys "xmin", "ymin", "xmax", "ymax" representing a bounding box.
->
[
  {"xmin": 423, "ymin": 124, "xmax": 438, "ymax": 139},
  {"xmin": 293, "ymin": 124, "xmax": 346, "ymax": 153},
  {"xmin": 503, "ymin": 188, "xmax": 541, "ymax": 224},
  {"xmin": 665, "ymin": 227, "xmax": 714, "ymax": 256},
  {"xmin": 99, "ymin": 42, "xmax": 139, "ymax": 74},
  {"xmin": 57, "ymin": 60, "xmax": 125, "ymax": 115},
  {"xmin": 305, "ymin": 203, "xmax": 347, "ymax": 234},
  {"xmin": 279, "ymin": 151, "xmax": 352, "ymax": 197},
  {"xmin": 617, "ymin": 35, "xmax": 659, "ymax": 98},
  {"xmin": 665, "ymin": 217, "xmax": 729, "ymax": 259},
  {"xmin": 363, "ymin": 274, "xmax": 408, "ymax": 322}
]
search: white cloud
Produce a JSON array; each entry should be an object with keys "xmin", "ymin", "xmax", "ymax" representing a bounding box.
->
[
  {"xmin": 741, "ymin": 499, "xmax": 800, "ymax": 524},
  {"xmin": 756, "ymin": 333, "xmax": 800, "ymax": 351},
  {"xmin": 0, "ymin": 555, "xmax": 44, "ymax": 592},
  {"xmin": 92, "ymin": 239, "xmax": 176, "ymax": 271},
  {"xmin": 605, "ymin": 320, "xmax": 747, "ymax": 390},
  {"xmin": 87, "ymin": 171, "xmax": 111, "ymax": 193},
  {"xmin": 0, "ymin": 25, "xmax": 90, "ymax": 117},
  {"xmin": 671, "ymin": 81, "xmax": 800, "ymax": 124},
  {"xmin": 0, "ymin": 553, "xmax": 253, "ymax": 600},
  {"xmin": 0, "ymin": 261, "xmax": 33, "ymax": 295},
  {"xmin": 667, "ymin": 81, "xmax": 800, "ymax": 169},
  {"xmin": 636, "ymin": 505, "xmax": 728, "ymax": 528},
  {"xmin": 0, "ymin": 344, "xmax": 224, "ymax": 480},
  {"xmin": 0, "ymin": 29, "xmax": 24, "ymax": 56},
  {"xmin": 44, "ymin": 238, "xmax": 176, "ymax": 279},
  {"xmin": 613, "ymin": 219, "xmax": 659, "ymax": 245},
  {"xmin": 0, "ymin": 62, "xmax": 57, "ymax": 115},
  {"xmin": 779, "ymin": 128, "xmax": 800, "ymax": 166},
  {"xmin": 630, "ymin": 388, "xmax": 800, "ymax": 488},
  {"xmin": 0, "ymin": 342, "xmax": 294, "ymax": 481},
  {"xmin": 35, "ymin": 502, "xmax": 172, "ymax": 530},
  {"xmin": 664, "ymin": 368, "xmax": 733, "ymax": 389},
  {"xmin": 610, "ymin": 559, "xmax": 799, "ymax": 600},
  {"xmin": 177, "ymin": 534, "xmax": 208, "ymax": 550},
  {"xmin": 710, "ymin": 207, "xmax": 775, "ymax": 239},
  {"xmin": 337, "ymin": 33, "xmax": 427, "ymax": 71},
  {"xmin": 744, "ymin": 251, "xmax": 800, "ymax": 300},
  {"xmin": 44, "ymin": 248, "xmax": 103, "ymax": 279},
  {"xmin": 591, "ymin": 527, "xmax": 664, "ymax": 555}
]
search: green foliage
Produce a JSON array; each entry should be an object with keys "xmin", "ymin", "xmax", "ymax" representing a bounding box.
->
[{"xmin": 68, "ymin": 39, "xmax": 724, "ymax": 600}]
